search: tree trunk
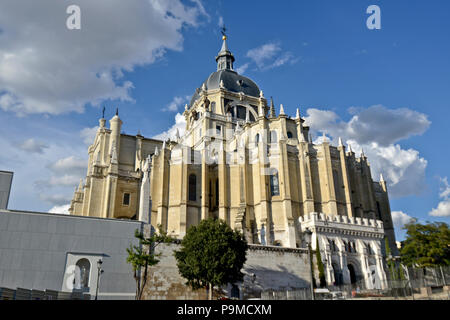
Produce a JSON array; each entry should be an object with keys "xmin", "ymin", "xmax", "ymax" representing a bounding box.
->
[{"xmin": 208, "ymin": 283, "xmax": 212, "ymax": 300}]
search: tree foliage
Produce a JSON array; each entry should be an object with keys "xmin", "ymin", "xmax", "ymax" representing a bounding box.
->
[
  {"xmin": 174, "ymin": 218, "xmax": 248, "ymax": 299},
  {"xmin": 126, "ymin": 226, "xmax": 174, "ymax": 300},
  {"xmin": 315, "ymin": 237, "xmax": 326, "ymax": 288},
  {"xmin": 385, "ymin": 237, "xmax": 397, "ymax": 280},
  {"xmin": 400, "ymin": 221, "xmax": 450, "ymax": 267}
]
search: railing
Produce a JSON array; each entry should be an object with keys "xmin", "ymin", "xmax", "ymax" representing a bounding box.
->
[
  {"xmin": 261, "ymin": 288, "xmax": 312, "ymax": 300},
  {"xmin": 0, "ymin": 287, "xmax": 91, "ymax": 300}
]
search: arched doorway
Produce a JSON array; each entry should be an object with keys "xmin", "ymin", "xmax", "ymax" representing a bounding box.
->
[
  {"xmin": 332, "ymin": 263, "xmax": 343, "ymax": 286},
  {"xmin": 347, "ymin": 264, "xmax": 357, "ymax": 285}
]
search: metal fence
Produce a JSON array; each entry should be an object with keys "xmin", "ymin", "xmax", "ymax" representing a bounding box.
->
[
  {"xmin": 0, "ymin": 287, "xmax": 91, "ymax": 300},
  {"xmin": 261, "ymin": 288, "xmax": 312, "ymax": 300},
  {"xmin": 259, "ymin": 266, "xmax": 450, "ymax": 300}
]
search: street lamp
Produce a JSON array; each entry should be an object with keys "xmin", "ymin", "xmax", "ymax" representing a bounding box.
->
[
  {"xmin": 303, "ymin": 228, "xmax": 315, "ymax": 300},
  {"xmin": 95, "ymin": 259, "xmax": 104, "ymax": 300}
]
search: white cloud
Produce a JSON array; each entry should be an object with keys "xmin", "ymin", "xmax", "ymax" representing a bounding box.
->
[
  {"xmin": 41, "ymin": 194, "xmax": 72, "ymax": 206},
  {"xmin": 48, "ymin": 204, "xmax": 70, "ymax": 215},
  {"xmin": 153, "ymin": 112, "xmax": 186, "ymax": 141},
  {"xmin": 429, "ymin": 177, "xmax": 450, "ymax": 217},
  {"xmin": 218, "ymin": 16, "xmax": 224, "ymax": 27},
  {"xmin": 80, "ymin": 126, "xmax": 99, "ymax": 145},
  {"xmin": 0, "ymin": 0, "xmax": 207, "ymax": 115},
  {"xmin": 304, "ymin": 105, "xmax": 429, "ymax": 198},
  {"xmin": 236, "ymin": 63, "xmax": 249, "ymax": 75},
  {"xmin": 429, "ymin": 200, "xmax": 450, "ymax": 217},
  {"xmin": 246, "ymin": 42, "xmax": 297, "ymax": 70},
  {"xmin": 162, "ymin": 96, "xmax": 189, "ymax": 112},
  {"xmin": 49, "ymin": 156, "xmax": 86, "ymax": 176},
  {"xmin": 392, "ymin": 211, "xmax": 416, "ymax": 229},
  {"xmin": 17, "ymin": 138, "xmax": 48, "ymax": 154},
  {"xmin": 304, "ymin": 105, "xmax": 430, "ymax": 147}
]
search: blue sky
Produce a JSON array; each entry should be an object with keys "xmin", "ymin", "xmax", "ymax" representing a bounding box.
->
[{"xmin": 0, "ymin": 0, "xmax": 449, "ymax": 241}]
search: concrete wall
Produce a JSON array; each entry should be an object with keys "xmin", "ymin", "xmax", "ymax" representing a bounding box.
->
[
  {"xmin": 0, "ymin": 209, "xmax": 142, "ymax": 299},
  {"xmin": 142, "ymin": 243, "xmax": 313, "ymax": 300},
  {"xmin": 0, "ymin": 171, "xmax": 13, "ymax": 210}
]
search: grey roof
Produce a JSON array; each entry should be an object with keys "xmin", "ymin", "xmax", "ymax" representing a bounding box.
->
[{"xmin": 189, "ymin": 69, "xmax": 260, "ymax": 107}]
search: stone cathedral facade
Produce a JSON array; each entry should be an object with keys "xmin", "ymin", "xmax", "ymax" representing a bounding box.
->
[{"xmin": 70, "ymin": 36, "xmax": 397, "ymax": 289}]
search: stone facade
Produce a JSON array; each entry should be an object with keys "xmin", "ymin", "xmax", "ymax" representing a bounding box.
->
[
  {"xmin": 141, "ymin": 243, "xmax": 313, "ymax": 300},
  {"xmin": 69, "ymin": 36, "xmax": 398, "ymax": 292},
  {"xmin": 299, "ymin": 212, "xmax": 387, "ymax": 289}
]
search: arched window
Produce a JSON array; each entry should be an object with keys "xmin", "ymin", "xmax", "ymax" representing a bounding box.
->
[
  {"xmin": 270, "ymin": 130, "xmax": 277, "ymax": 144},
  {"xmin": 215, "ymin": 179, "xmax": 219, "ymax": 207},
  {"xmin": 236, "ymin": 105, "xmax": 246, "ymax": 120},
  {"xmin": 376, "ymin": 201, "xmax": 382, "ymax": 220},
  {"xmin": 270, "ymin": 169, "xmax": 280, "ymax": 196},
  {"xmin": 287, "ymin": 131, "xmax": 293, "ymax": 139},
  {"xmin": 75, "ymin": 258, "xmax": 91, "ymax": 290},
  {"xmin": 255, "ymin": 134, "xmax": 260, "ymax": 146},
  {"xmin": 189, "ymin": 174, "xmax": 197, "ymax": 201}
]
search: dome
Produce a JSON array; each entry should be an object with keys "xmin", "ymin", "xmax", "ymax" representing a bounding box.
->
[
  {"xmin": 188, "ymin": 37, "xmax": 261, "ymax": 108},
  {"xmin": 189, "ymin": 69, "xmax": 261, "ymax": 107}
]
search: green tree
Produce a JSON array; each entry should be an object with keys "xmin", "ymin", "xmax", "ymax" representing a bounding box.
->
[
  {"xmin": 400, "ymin": 221, "xmax": 450, "ymax": 267},
  {"xmin": 385, "ymin": 237, "xmax": 397, "ymax": 280},
  {"xmin": 309, "ymin": 243, "xmax": 317, "ymax": 289},
  {"xmin": 174, "ymin": 218, "xmax": 248, "ymax": 300},
  {"xmin": 126, "ymin": 226, "xmax": 174, "ymax": 300},
  {"xmin": 315, "ymin": 237, "xmax": 326, "ymax": 288}
]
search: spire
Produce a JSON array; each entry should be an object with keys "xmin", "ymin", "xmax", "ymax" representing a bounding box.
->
[
  {"xmin": 269, "ymin": 97, "xmax": 275, "ymax": 118},
  {"xmin": 348, "ymin": 144, "xmax": 353, "ymax": 153},
  {"xmin": 216, "ymin": 33, "xmax": 235, "ymax": 71},
  {"xmin": 78, "ymin": 179, "xmax": 83, "ymax": 192},
  {"xmin": 296, "ymin": 108, "xmax": 300, "ymax": 120},
  {"xmin": 175, "ymin": 128, "xmax": 180, "ymax": 141},
  {"xmin": 259, "ymin": 90, "xmax": 264, "ymax": 98},
  {"xmin": 299, "ymin": 132, "xmax": 306, "ymax": 142},
  {"xmin": 322, "ymin": 132, "xmax": 328, "ymax": 143},
  {"xmin": 279, "ymin": 104, "xmax": 285, "ymax": 115},
  {"xmin": 154, "ymin": 146, "xmax": 159, "ymax": 157},
  {"xmin": 361, "ymin": 148, "xmax": 365, "ymax": 158},
  {"xmin": 111, "ymin": 145, "xmax": 118, "ymax": 164},
  {"xmin": 338, "ymin": 137, "xmax": 343, "ymax": 147},
  {"xmin": 162, "ymin": 140, "xmax": 166, "ymax": 150},
  {"xmin": 380, "ymin": 173, "xmax": 385, "ymax": 182}
]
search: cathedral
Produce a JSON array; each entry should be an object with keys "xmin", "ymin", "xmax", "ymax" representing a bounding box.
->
[{"xmin": 70, "ymin": 35, "xmax": 397, "ymax": 289}]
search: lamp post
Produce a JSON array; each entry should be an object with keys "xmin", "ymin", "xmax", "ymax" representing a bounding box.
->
[
  {"xmin": 304, "ymin": 228, "xmax": 315, "ymax": 300},
  {"xmin": 95, "ymin": 259, "xmax": 104, "ymax": 300}
]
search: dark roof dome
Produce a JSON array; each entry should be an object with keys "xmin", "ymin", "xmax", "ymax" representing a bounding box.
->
[
  {"xmin": 189, "ymin": 70, "xmax": 260, "ymax": 107},
  {"xmin": 189, "ymin": 37, "xmax": 261, "ymax": 108}
]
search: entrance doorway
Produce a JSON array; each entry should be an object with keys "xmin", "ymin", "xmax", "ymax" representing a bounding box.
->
[{"xmin": 348, "ymin": 264, "xmax": 357, "ymax": 284}]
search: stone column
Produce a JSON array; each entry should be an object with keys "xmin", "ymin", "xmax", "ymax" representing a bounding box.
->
[
  {"xmin": 179, "ymin": 146, "xmax": 188, "ymax": 238},
  {"xmin": 278, "ymin": 134, "xmax": 296, "ymax": 248},
  {"xmin": 321, "ymin": 140, "xmax": 338, "ymax": 216},
  {"xmin": 298, "ymin": 142, "xmax": 315, "ymax": 216},
  {"xmin": 338, "ymin": 143, "xmax": 354, "ymax": 217},
  {"xmin": 201, "ymin": 147, "xmax": 209, "ymax": 220},
  {"xmin": 218, "ymin": 142, "xmax": 228, "ymax": 223}
]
